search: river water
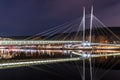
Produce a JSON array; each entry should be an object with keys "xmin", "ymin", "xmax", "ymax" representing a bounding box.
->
[{"xmin": 0, "ymin": 49, "xmax": 120, "ymax": 80}]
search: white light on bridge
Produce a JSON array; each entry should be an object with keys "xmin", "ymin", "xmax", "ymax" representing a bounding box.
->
[
  {"xmin": 82, "ymin": 53, "xmax": 91, "ymax": 58},
  {"xmin": 82, "ymin": 42, "xmax": 91, "ymax": 46},
  {"xmin": 82, "ymin": 54, "xmax": 87, "ymax": 57}
]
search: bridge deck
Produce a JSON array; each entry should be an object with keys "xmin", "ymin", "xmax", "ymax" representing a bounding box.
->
[
  {"xmin": 0, "ymin": 40, "xmax": 119, "ymax": 46},
  {"xmin": 0, "ymin": 40, "xmax": 81, "ymax": 45}
]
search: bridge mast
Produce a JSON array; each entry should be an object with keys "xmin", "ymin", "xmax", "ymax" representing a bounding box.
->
[
  {"xmin": 83, "ymin": 7, "xmax": 86, "ymax": 44},
  {"xmin": 82, "ymin": 7, "xmax": 86, "ymax": 80},
  {"xmin": 89, "ymin": 6, "xmax": 93, "ymax": 80},
  {"xmin": 89, "ymin": 6, "xmax": 93, "ymax": 44}
]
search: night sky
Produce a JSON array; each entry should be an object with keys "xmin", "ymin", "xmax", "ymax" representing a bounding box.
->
[{"xmin": 0, "ymin": 0, "xmax": 120, "ymax": 36}]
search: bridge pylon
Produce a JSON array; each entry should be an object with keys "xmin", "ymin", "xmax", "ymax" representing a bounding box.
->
[{"xmin": 82, "ymin": 6, "xmax": 93, "ymax": 80}]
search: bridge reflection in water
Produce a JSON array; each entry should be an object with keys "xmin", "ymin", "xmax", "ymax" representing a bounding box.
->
[{"xmin": 0, "ymin": 48, "xmax": 120, "ymax": 69}]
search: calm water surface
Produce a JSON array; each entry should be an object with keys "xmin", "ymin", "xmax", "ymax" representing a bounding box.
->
[{"xmin": 0, "ymin": 49, "xmax": 120, "ymax": 80}]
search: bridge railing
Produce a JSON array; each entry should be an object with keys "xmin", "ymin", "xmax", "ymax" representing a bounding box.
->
[{"xmin": 0, "ymin": 40, "xmax": 82, "ymax": 45}]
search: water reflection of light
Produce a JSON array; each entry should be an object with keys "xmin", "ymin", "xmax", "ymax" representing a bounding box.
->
[
  {"xmin": 95, "ymin": 50, "xmax": 120, "ymax": 53},
  {"xmin": 20, "ymin": 49, "xmax": 37, "ymax": 53},
  {"xmin": 0, "ymin": 48, "xmax": 120, "ymax": 60}
]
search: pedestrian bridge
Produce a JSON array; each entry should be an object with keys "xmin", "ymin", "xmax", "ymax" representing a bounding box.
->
[
  {"xmin": 0, "ymin": 40, "xmax": 120, "ymax": 47},
  {"xmin": 0, "ymin": 40, "xmax": 81, "ymax": 45}
]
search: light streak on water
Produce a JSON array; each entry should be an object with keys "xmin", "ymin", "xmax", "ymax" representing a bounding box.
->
[
  {"xmin": 0, "ymin": 57, "xmax": 81, "ymax": 69},
  {"xmin": 0, "ymin": 52, "xmax": 120, "ymax": 69}
]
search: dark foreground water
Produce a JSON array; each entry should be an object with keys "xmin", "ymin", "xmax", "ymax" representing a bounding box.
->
[
  {"xmin": 0, "ymin": 61, "xmax": 120, "ymax": 80},
  {"xmin": 0, "ymin": 49, "xmax": 120, "ymax": 80}
]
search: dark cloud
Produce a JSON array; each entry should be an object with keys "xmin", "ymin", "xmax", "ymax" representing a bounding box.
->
[{"xmin": 0, "ymin": 0, "xmax": 119, "ymax": 36}]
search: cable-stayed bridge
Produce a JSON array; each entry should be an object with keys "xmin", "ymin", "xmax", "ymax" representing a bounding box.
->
[
  {"xmin": 0, "ymin": 6, "xmax": 119, "ymax": 49},
  {"xmin": 0, "ymin": 6, "xmax": 120, "ymax": 64},
  {"xmin": 0, "ymin": 7, "xmax": 120, "ymax": 80},
  {"xmin": 0, "ymin": 40, "xmax": 119, "ymax": 50}
]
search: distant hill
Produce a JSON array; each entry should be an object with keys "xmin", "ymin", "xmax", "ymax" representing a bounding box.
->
[
  {"xmin": 108, "ymin": 27, "xmax": 120, "ymax": 35},
  {"xmin": 1, "ymin": 27, "xmax": 119, "ymax": 40},
  {"xmin": 45, "ymin": 27, "xmax": 120, "ymax": 39}
]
